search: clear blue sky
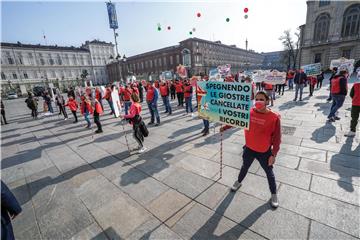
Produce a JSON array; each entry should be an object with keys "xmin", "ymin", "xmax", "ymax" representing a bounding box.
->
[{"xmin": 1, "ymin": 0, "xmax": 307, "ymax": 56}]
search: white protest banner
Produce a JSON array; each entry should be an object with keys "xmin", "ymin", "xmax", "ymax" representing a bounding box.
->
[
  {"xmin": 252, "ymin": 70, "xmax": 267, "ymax": 83},
  {"xmin": 197, "ymin": 81, "xmax": 252, "ymax": 129},
  {"xmin": 302, "ymin": 63, "xmax": 321, "ymax": 76},
  {"xmin": 263, "ymin": 70, "xmax": 286, "ymax": 84},
  {"xmin": 330, "ymin": 58, "xmax": 355, "ymax": 74},
  {"xmin": 111, "ymin": 89, "xmax": 122, "ymax": 117}
]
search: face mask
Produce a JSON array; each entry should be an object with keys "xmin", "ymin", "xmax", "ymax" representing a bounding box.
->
[{"xmin": 254, "ymin": 101, "xmax": 265, "ymax": 110}]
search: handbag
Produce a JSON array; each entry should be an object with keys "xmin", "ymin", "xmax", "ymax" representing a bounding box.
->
[{"xmin": 139, "ymin": 120, "xmax": 149, "ymax": 137}]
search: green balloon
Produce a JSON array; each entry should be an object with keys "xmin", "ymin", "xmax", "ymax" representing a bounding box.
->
[
  {"xmin": 157, "ymin": 27, "xmax": 161, "ymax": 31},
  {"xmin": 244, "ymin": 15, "xmax": 248, "ymax": 19},
  {"xmin": 189, "ymin": 31, "xmax": 193, "ymax": 35},
  {"xmin": 226, "ymin": 18, "xmax": 230, "ymax": 22}
]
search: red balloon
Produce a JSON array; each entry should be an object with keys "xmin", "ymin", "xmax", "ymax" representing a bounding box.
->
[
  {"xmin": 197, "ymin": 12, "xmax": 201, "ymax": 17},
  {"xmin": 167, "ymin": 26, "xmax": 171, "ymax": 30},
  {"xmin": 244, "ymin": 8, "xmax": 248, "ymax": 13}
]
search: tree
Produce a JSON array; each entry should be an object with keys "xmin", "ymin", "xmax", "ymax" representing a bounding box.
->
[
  {"xmin": 279, "ymin": 28, "xmax": 300, "ymax": 70},
  {"xmin": 80, "ymin": 70, "xmax": 89, "ymax": 87}
]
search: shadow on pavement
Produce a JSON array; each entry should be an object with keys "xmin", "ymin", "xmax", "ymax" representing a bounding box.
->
[
  {"xmin": 310, "ymin": 123, "xmax": 336, "ymax": 143},
  {"xmin": 191, "ymin": 192, "xmax": 271, "ymax": 239},
  {"xmin": 330, "ymin": 136, "xmax": 360, "ymax": 192}
]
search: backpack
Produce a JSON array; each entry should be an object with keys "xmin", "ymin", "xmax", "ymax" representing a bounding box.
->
[{"xmin": 139, "ymin": 121, "xmax": 149, "ymax": 137}]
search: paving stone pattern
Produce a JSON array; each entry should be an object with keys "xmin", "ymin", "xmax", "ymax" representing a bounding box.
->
[{"xmin": 1, "ymin": 82, "xmax": 359, "ymax": 239}]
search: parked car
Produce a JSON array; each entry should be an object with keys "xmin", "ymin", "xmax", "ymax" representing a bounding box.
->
[
  {"xmin": 7, "ymin": 92, "xmax": 18, "ymax": 99},
  {"xmin": 33, "ymin": 86, "xmax": 45, "ymax": 97}
]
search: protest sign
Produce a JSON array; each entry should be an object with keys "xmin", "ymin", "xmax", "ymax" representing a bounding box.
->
[
  {"xmin": 330, "ymin": 58, "xmax": 355, "ymax": 74},
  {"xmin": 252, "ymin": 70, "xmax": 286, "ymax": 84},
  {"xmin": 164, "ymin": 71, "xmax": 173, "ymax": 80},
  {"xmin": 111, "ymin": 89, "xmax": 122, "ymax": 117},
  {"xmin": 176, "ymin": 64, "xmax": 187, "ymax": 79},
  {"xmin": 301, "ymin": 63, "xmax": 321, "ymax": 76},
  {"xmin": 209, "ymin": 68, "xmax": 222, "ymax": 81},
  {"xmin": 218, "ymin": 64, "xmax": 231, "ymax": 77},
  {"xmin": 197, "ymin": 81, "xmax": 252, "ymax": 129}
]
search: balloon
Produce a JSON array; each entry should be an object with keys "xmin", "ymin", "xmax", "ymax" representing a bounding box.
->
[
  {"xmin": 244, "ymin": 7, "xmax": 248, "ymax": 13},
  {"xmin": 192, "ymin": 27, "xmax": 196, "ymax": 32},
  {"xmin": 157, "ymin": 27, "xmax": 161, "ymax": 31},
  {"xmin": 167, "ymin": 26, "xmax": 171, "ymax": 30},
  {"xmin": 189, "ymin": 31, "xmax": 193, "ymax": 35},
  {"xmin": 226, "ymin": 18, "xmax": 230, "ymax": 22},
  {"xmin": 244, "ymin": 15, "xmax": 248, "ymax": 19},
  {"xmin": 197, "ymin": 12, "xmax": 201, "ymax": 17}
]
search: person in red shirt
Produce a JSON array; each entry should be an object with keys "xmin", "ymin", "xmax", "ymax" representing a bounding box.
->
[
  {"xmin": 80, "ymin": 95, "xmax": 93, "ymax": 128},
  {"xmin": 103, "ymin": 85, "xmax": 115, "ymax": 115},
  {"xmin": 93, "ymin": 98, "xmax": 103, "ymax": 133},
  {"xmin": 154, "ymin": 80, "xmax": 160, "ymax": 89},
  {"xmin": 146, "ymin": 81, "xmax": 160, "ymax": 126},
  {"xmin": 263, "ymin": 82, "xmax": 274, "ymax": 106},
  {"xmin": 345, "ymin": 76, "xmax": 360, "ymax": 137},
  {"xmin": 175, "ymin": 80, "xmax": 184, "ymax": 107},
  {"xmin": 95, "ymin": 87, "xmax": 103, "ymax": 111},
  {"xmin": 65, "ymin": 96, "xmax": 78, "ymax": 123},
  {"xmin": 184, "ymin": 80, "xmax": 194, "ymax": 116},
  {"xmin": 307, "ymin": 76, "xmax": 317, "ymax": 97},
  {"xmin": 131, "ymin": 83, "xmax": 140, "ymax": 96},
  {"xmin": 123, "ymin": 93, "xmax": 148, "ymax": 153},
  {"xmin": 159, "ymin": 81, "xmax": 172, "ymax": 114},
  {"xmin": 170, "ymin": 80, "xmax": 176, "ymax": 100},
  {"xmin": 121, "ymin": 85, "xmax": 133, "ymax": 115},
  {"xmin": 220, "ymin": 91, "xmax": 281, "ymax": 208}
]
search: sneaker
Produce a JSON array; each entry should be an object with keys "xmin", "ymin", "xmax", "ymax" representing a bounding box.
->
[
  {"xmin": 299, "ymin": 99, "xmax": 303, "ymax": 101},
  {"xmin": 155, "ymin": 123, "xmax": 160, "ymax": 127},
  {"xmin": 148, "ymin": 122, "xmax": 154, "ymax": 125},
  {"xmin": 344, "ymin": 131, "xmax": 356, "ymax": 137},
  {"xmin": 326, "ymin": 98, "xmax": 331, "ymax": 102},
  {"xmin": 230, "ymin": 181, "xmax": 242, "ymax": 192},
  {"xmin": 327, "ymin": 117, "xmax": 335, "ymax": 122},
  {"xmin": 293, "ymin": 99, "xmax": 297, "ymax": 101},
  {"xmin": 200, "ymin": 128, "xmax": 206, "ymax": 134},
  {"xmin": 95, "ymin": 129, "xmax": 103, "ymax": 134},
  {"xmin": 139, "ymin": 147, "xmax": 147, "ymax": 153},
  {"xmin": 64, "ymin": 118, "xmax": 68, "ymax": 120},
  {"xmin": 270, "ymin": 194, "xmax": 279, "ymax": 208},
  {"xmin": 202, "ymin": 131, "xmax": 209, "ymax": 136},
  {"xmin": 334, "ymin": 116, "xmax": 341, "ymax": 120}
]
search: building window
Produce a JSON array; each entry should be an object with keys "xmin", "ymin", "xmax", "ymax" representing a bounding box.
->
[
  {"xmin": 170, "ymin": 56, "xmax": 173, "ymax": 65},
  {"xmin": 40, "ymin": 59, "xmax": 45, "ymax": 65},
  {"xmin": 149, "ymin": 60, "xmax": 153, "ymax": 68},
  {"xmin": 1, "ymin": 72, "xmax": 6, "ymax": 80},
  {"xmin": 163, "ymin": 57, "xmax": 167, "ymax": 66},
  {"xmin": 8, "ymin": 58, "xmax": 14, "ymax": 64},
  {"xmin": 49, "ymin": 59, "xmax": 54, "ymax": 65},
  {"xmin": 18, "ymin": 57, "xmax": 23, "ymax": 65},
  {"xmin": 12, "ymin": 73, "xmax": 17, "ymax": 79},
  {"xmin": 314, "ymin": 53, "xmax": 322, "ymax": 63},
  {"xmin": 319, "ymin": 0, "xmax": 330, "ymax": 7},
  {"xmin": 342, "ymin": 4, "xmax": 360, "ymax": 37},
  {"xmin": 159, "ymin": 58, "xmax": 162, "ymax": 67},
  {"xmin": 176, "ymin": 55, "xmax": 180, "ymax": 64},
  {"xmin": 24, "ymin": 73, "xmax": 28, "ymax": 79},
  {"xmin": 342, "ymin": 49, "xmax": 351, "ymax": 58}
]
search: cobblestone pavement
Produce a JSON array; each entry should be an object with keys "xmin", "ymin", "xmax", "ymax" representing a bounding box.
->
[{"xmin": 1, "ymin": 82, "xmax": 359, "ymax": 240}]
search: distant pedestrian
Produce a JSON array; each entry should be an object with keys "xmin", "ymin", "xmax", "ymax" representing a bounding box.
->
[
  {"xmin": 344, "ymin": 77, "xmax": 360, "ymax": 137},
  {"xmin": 264, "ymin": 82, "xmax": 274, "ymax": 106},
  {"xmin": 170, "ymin": 81, "xmax": 176, "ymax": 100},
  {"xmin": 25, "ymin": 93, "xmax": 38, "ymax": 119},
  {"xmin": 220, "ymin": 91, "xmax": 281, "ymax": 208},
  {"xmin": 103, "ymin": 85, "xmax": 115, "ymax": 115},
  {"xmin": 120, "ymin": 84, "xmax": 133, "ymax": 115},
  {"xmin": 93, "ymin": 98, "xmax": 103, "ymax": 133},
  {"xmin": 43, "ymin": 92, "xmax": 53, "ymax": 113},
  {"xmin": 146, "ymin": 81, "xmax": 160, "ymax": 126},
  {"xmin": 55, "ymin": 91, "xmax": 68, "ymax": 120},
  {"xmin": 316, "ymin": 71, "xmax": 324, "ymax": 89},
  {"xmin": 80, "ymin": 95, "xmax": 93, "ymax": 128},
  {"xmin": 175, "ymin": 80, "xmax": 184, "ymax": 106},
  {"xmin": 327, "ymin": 68, "xmax": 348, "ymax": 122},
  {"xmin": 1, "ymin": 100, "xmax": 8, "ymax": 125},
  {"xmin": 184, "ymin": 80, "xmax": 194, "ymax": 116},
  {"xmin": 1, "ymin": 180, "xmax": 22, "ymax": 240},
  {"xmin": 65, "ymin": 96, "xmax": 78, "ymax": 123},
  {"xmin": 327, "ymin": 67, "xmax": 338, "ymax": 102},
  {"xmin": 308, "ymin": 76, "xmax": 317, "ymax": 97},
  {"xmin": 287, "ymin": 70, "xmax": 295, "ymax": 90},
  {"xmin": 159, "ymin": 81, "xmax": 172, "ymax": 114},
  {"xmin": 123, "ymin": 93, "xmax": 148, "ymax": 153},
  {"xmin": 293, "ymin": 69, "xmax": 307, "ymax": 101},
  {"xmin": 67, "ymin": 87, "xmax": 75, "ymax": 99}
]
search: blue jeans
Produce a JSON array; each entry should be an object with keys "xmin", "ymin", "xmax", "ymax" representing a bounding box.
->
[
  {"xmin": 294, "ymin": 84, "xmax": 304, "ymax": 100},
  {"xmin": 124, "ymin": 101, "xmax": 132, "ymax": 115},
  {"xmin": 288, "ymin": 79, "xmax": 294, "ymax": 89},
  {"xmin": 203, "ymin": 119, "xmax": 209, "ymax": 131},
  {"xmin": 328, "ymin": 95, "xmax": 346, "ymax": 119},
  {"xmin": 107, "ymin": 100, "xmax": 114, "ymax": 113},
  {"xmin": 185, "ymin": 96, "xmax": 193, "ymax": 113},
  {"xmin": 162, "ymin": 96, "xmax": 172, "ymax": 113},
  {"xmin": 147, "ymin": 102, "xmax": 160, "ymax": 124},
  {"xmin": 47, "ymin": 102, "xmax": 54, "ymax": 113},
  {"xmin": 238, "ymin": 147, "xmax": 276, "ymax": 194},
  {"xmin": 84, "ymin": 113, "xmax": 91, "ymax": 127}
]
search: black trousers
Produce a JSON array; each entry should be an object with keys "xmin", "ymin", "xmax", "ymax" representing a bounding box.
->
[
  {"xmin": 350, "ymin": 105, "xmax": 360, "ymax": 132},
  {"xmin": 278, "ymin": 84, "xmax": 285, "ymax": 95},
  {"xmin": 94, "ymin": 112, "xmax": 102, "ymax": 131},
  {"xmin": 59, "ymin": 105, "xmax": 68, "ymax": 118},
  {"xmin": 1, "ymin": 110, "xmax": 7, "ymax": 124},
  {"xmin": 177, "ymin": 93, "xmax": 184, "ymax": 106},
  {"xmin": 316, "ymin": 80, "xmax": 323, "ymax": 89},
  {"xmin": 31, "ymin": 109, "xmax": 38, "ymax": 118},
  {"xmin": 133, "ymin": 124, "xmax": 144, "ymax": 148},
  {"xmin": 171, "ymin": 91, "xmax": 176, "ymax": 100},
  {"xmin": 309, "ymin": 84, "xmax": 315, "ymax": 96},
  {"xmin": 72, "ymin": 111, "xmax": 78, "ymax": 122}
]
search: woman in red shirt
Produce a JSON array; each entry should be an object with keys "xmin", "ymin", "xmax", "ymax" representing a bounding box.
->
[
  {"xmin": 123, "ymin": 93, "xmax": 147, "ymax": 153},
  {"xmin": 175, "ymin": 80, "xmax": 184, "ymax": 107},
  {"xmin": 221, "ymin": 91, "xmax": 281, "ymax": 208}
]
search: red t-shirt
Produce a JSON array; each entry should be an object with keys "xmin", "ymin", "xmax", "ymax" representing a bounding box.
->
[
  {"xmin": 124, "ymin": 102, "xmax": 142, "ymax": 120},
  {"xmin": 184, "ymin": 85, "xmax": 193, "ymax": 98},
  {"xmin": 146, "ymin": 86, "xmax": 155, "ymax": 101},
  {"xmin": 121, "ymin": 88, "xmax": 132, "ymax": 101},
  {"xmin": 264, "ymin": 83, "xmax": 273, "ymax": 90},
  {"xmin": 175, "ymin": 83, "xmax": 183, "ymax": 93},
  {"xmin": 352, "ymin": 83, "xmax": 360, "ymax": 106},
  {"xmin": 244, "ymin": 108, "xmax": 281, "ymax": 156},
  {"xmin": 159, "ymin": 85, "xmax": 169, "ymax": 97}
]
